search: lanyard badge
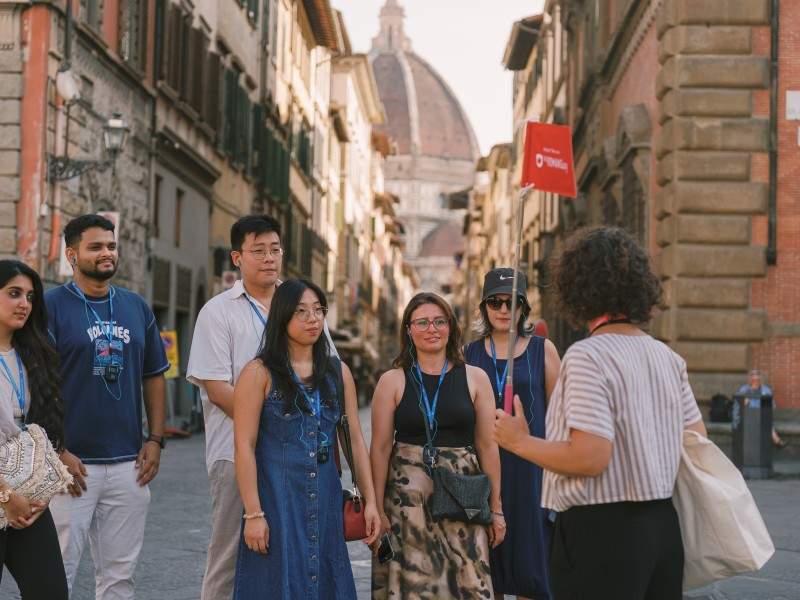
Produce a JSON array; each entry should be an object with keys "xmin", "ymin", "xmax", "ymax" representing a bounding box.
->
[
  {"xmin": 489, "ymin": 337, "xmax": 509, "ymax": 406},
  {"xmin": 413, "ymin": 359, "xmax": 448, "ymax": 467},
  {"xmin": 292, "ymin": 372, "xmax": 329, "ymax": 463},
  {"xmin": 0, "ymin": 351, "xmax": 25, "ymax": 417},
  {"xmin": 71, "ymin": 282, "xmax": 123, "ymax": 391}
]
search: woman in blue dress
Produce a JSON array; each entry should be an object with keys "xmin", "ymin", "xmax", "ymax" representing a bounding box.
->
[
  {"xmin": 233, "ymin": 278, "xmax": 381, "ymax": 599},
  {"xmin": 464, "ymin": 268, "xmax": 561, "ymax": 600}
]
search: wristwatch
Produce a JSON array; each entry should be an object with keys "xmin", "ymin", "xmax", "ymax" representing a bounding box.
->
[
  {"xmin": 0, "ymin": 488, "xmax": 11, "ymax": 504},
  {"xmin": 146, "ymin": 434, "xmax": 166, "ymax": 449}
]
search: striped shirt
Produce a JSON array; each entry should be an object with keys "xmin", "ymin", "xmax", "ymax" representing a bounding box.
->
[{"xmin": 541, "ymin": 334, "xmax": 702, "ymax": 512}]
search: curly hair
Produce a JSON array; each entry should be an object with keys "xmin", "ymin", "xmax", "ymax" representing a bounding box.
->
[
  {"xmin": 550, "ymin": 227, "xmax": 662, "ymax": 329},
  {"xmin": 0, "ymin": 260, "xmax": 65, "ymax": 451}
]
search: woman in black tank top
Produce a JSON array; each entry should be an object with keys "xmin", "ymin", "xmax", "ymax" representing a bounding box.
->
[{"xmin": 370, "ymin": 292, "xmax": 504, "ymax": 599}]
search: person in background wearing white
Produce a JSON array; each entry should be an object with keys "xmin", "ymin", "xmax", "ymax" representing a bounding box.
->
[
  {"xmin": 187, "ymin": 215, "xmax": 337, "ymax": 600},
  {"xmin": 495, "ymin": 227, "xmax": 707, "ymax": 600}
]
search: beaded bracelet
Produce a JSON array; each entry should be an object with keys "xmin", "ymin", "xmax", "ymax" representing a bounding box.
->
[{"xmin": 243, "ymin": 511, "xmax": 265, "ymax": 520}]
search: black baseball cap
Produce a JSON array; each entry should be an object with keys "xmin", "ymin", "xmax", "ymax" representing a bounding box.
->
[{"xmin": 481, "ymin": 268, "xmax": 528, "ymax": 303}]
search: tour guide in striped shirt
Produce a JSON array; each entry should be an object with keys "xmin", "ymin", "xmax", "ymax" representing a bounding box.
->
[{"xmin": 494, "ymin": 226, "xmax": 707, "ymax": 600}]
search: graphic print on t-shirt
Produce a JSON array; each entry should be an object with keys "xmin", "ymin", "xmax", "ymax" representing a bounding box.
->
[{"xmin": 87, "ymin": 320, "xmax": 129, "ymax": 378}]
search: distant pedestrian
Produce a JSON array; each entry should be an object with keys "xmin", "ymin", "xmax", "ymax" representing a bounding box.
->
[
  {"xmin": 494, "ymin": 227, "xmax": 706, "ymax": 600},
  {"xmin": 46, "ymin": 214, "xmax": 169, "ymax": 599},
  {"xmin": 187, "ymin": 215, "xmax": 339, "ymax": 600},
  {"xmin": 0, "ymin": 260, "xmax": 68, "ymax": 599},
  {"xmin": 737, "ymin": 369, "xmax": 787, "ymax": 449},
  {"xmin": 371, "ymin": 292, "xmax": 504, "ymax": 599},
  {"xmin": 465, "ymin": 268, "xmax": 560, "ymax": 600},
  {"xmin": 232, "ymin": 278, "xmax": 380, "ymax": 599}
]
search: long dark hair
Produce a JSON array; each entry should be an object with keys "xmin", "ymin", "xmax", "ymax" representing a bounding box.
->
[
  {"xmin": 256, "ymin": 278, "xmax": 335, "ymax": 413},
  {"xmin": 392, "ymin": 292, "xmax": 464, "ymax": 370},
  {"xmin": 0, "ymin": 260, "xmax": 64, "ymax": 450}
]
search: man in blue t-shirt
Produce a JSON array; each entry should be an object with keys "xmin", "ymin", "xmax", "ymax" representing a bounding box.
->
[{"xmin": 46, "ymin": 214, "xmax": 169, "ymax": 599}]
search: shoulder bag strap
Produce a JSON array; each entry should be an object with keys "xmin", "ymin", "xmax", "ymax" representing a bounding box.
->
[{"xmin": 332, "ymin": 357, "xmax": 359, "ymax": 495}]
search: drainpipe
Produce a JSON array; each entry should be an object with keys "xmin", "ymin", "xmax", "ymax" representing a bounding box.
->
[
  {"xmin": 48, "ymin": 0, "xmax": 74, "ymax": 264},
  {"xmin": 18, "ymin": 4, "xmax": 50, "ymax": 266},
  {"xmin": 767, "ymin": 0, "xmax": 778, "ymax": 265},
  {"xmin": 47, "ymin": 96, "xmax": 66, "ymax": 263}
]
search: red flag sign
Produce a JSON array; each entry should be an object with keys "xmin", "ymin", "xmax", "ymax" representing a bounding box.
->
[{"xmin": 520, "ymin": 122, "xmax": 577, "ymax": 197}]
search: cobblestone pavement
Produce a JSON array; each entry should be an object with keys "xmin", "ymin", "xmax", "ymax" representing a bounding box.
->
[{"xmin": 1, "ymin": 407, "xmax": 798, "ymax": 599}]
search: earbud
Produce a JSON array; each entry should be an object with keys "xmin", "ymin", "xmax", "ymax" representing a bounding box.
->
[{"xmin": 70, "ymin": 256, "xmax": 77, "ymax": 266}]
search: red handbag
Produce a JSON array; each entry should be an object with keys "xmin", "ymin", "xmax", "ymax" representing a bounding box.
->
[{"xmin": 332, "ymin": 359, "xmax": 368, "ymax": 541}]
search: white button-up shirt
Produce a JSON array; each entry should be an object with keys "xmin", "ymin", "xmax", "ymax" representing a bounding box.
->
[{"xmin": 187, "ymin": 279, "xmax": 337, "ymax": 472}]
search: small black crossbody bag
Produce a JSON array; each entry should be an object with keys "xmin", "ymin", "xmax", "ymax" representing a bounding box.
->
[{"xmin": 415, "ymin": 371, "xmax": 492, "ymax": 525}]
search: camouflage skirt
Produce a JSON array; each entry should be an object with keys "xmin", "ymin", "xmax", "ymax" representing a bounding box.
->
[{"xmin": 372, "ymin": 442, "xmax": 494, "ymax": 599}]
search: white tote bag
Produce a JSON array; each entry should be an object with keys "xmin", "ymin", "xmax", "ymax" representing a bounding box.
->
[{"xmin": 672, "ymin": 430, "xmax": 775, "ymax": 590}]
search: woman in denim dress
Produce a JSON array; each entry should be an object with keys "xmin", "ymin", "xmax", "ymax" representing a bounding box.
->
[{"xmin": 233, "ymin": 278, "xmax": 381, "ymax": 599}]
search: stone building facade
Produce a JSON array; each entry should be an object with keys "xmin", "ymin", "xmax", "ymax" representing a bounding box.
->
[{"xmin": 496, "ymin": 0, "xmax": 799, "ymax": 414}]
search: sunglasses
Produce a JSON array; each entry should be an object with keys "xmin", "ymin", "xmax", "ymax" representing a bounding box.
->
[{"xmin": 484, "ymin": 296, "xmax": 524, "ymax": 311}]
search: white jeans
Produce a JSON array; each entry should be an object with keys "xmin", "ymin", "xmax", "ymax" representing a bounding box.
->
[{"xmin": 49, "ymin": 461, "xmax": 151, "ymax": 600}]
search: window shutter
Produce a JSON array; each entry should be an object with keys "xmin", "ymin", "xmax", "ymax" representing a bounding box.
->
[
  {"xmin": 247, "ymin": 0, "xmax": 259, "ymax": 24},
  {"xmin": 154, "ymin": 0, "xmax": 166, "ymax": 80},
  {"xmin": 178, "ymin": 16, "xmax": 191, "ymax": 101},
  {"xmin": 204, "ymin": 52, "xmax": 221, "ymax": 133},
  {"xmin": 223, "ymin": 69, "xmax": 238, "ymax": 156},
  {"xmin": 166, "ymin": 5, "xmax": 182, "ymax": 91},
  {"xmin": 188, "ymin": 28, "xmax": 205, "ymax": 112},
  {"xmin": 251, "ymin": 104, "xmax": 264, "ymax": 183},
  {"xmin": 138, "ymin": 0, "xmax": 149, "ymax": 72}
]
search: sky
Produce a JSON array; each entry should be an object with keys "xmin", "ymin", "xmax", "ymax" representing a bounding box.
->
[{"xmin": 335, "ymin": 0, "xmax": 545, "ymax": 157}]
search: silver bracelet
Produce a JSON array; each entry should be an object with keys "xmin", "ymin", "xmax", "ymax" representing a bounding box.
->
[
  {"xmin": 243, "ymin": 511, "xmax": 265, "ymax": 520},
  {"xmin": 491, "ymin": 511, "xmax": 505, "ymax": 518}
]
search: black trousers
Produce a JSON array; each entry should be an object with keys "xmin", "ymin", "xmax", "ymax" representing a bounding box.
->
[
  {"xmin": 550, "ymin": 498, "xmax": 683, "ymax": 600},
  {"xmin": 0, "ymin": 508, "xmax": 68, "ymax": 599}
]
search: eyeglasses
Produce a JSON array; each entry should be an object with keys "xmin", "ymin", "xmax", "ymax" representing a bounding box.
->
[
  {"xmin": 484, "ymin": 296, "xmax": 524, "ymax": 311},
  {"xmin": 409, "ymin": 317, "xmax": 449, "ymax": 332},
  {"xmin": 294, "ymin": 306, "xmax": 328, "ymax": 322},
  {"xmin": 245, "ymin": 248, "xmax": 284, "ymax": 261}
]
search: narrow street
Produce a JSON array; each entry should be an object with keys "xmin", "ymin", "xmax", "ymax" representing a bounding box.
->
[{"xmin": 1, "ymin": 406, "xmax": 798, "ymax": 599}]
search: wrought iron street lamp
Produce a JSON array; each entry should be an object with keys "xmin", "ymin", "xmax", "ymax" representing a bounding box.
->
[{"xmin": 47, "ymin": 112, "xmax": 130, "ymax": 182}]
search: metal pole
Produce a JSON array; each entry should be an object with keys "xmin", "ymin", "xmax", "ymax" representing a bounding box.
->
[{"xmin": 503, "ymin": 185, "xmax": 532, "ymax": 413}]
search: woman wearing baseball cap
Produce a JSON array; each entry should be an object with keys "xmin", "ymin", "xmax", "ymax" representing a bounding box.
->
[{"xmin": 464, "ymin": 268, "xmax": 561, "ymax": 600}]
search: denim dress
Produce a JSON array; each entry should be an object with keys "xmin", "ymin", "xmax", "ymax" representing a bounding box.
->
[{"xmin": 234, "ymin": 373, "xmax": 356, "ymax": 600}]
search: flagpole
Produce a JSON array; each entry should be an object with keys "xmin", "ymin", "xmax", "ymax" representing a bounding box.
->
[{"xmin": 503, "ymin": 184, "xmax": 533, "ymax": 414}]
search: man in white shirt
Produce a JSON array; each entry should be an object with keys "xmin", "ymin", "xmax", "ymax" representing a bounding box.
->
[{"xmin": 187, "ymin": 215, "xmax": 336, "ymax": 600}]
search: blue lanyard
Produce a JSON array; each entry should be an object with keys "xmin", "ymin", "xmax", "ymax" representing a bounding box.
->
[
  {"xmin": 489, "ymin": 337, "xmax": 509, "ymax": 404},
  {"xmin": 0, "ymin": 351, "xmax": 25, "ymax": 414},
  {"xmin": 413, "ymin": 359, "xmax": 448, "ymax": 427},
  {"xmin": 292, "ymin": 372, "xmax": 321, "ymax": 418},
  {"xmin": 71, "ymin": 282, "xmax": 114, "ymax": 343},
  {"xmin": 244, "ymin": 296, "xmax": 267, "ymax": 329}
]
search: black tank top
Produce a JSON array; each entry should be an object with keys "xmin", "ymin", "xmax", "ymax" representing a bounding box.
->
[{"xmin": 394, "ymin": 364, "xmax": 475, "ymax": 447}]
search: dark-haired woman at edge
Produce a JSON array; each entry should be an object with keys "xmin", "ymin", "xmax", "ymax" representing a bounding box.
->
[
  {"xmin": 0, "ymin": 260, "xmax": 68, "ymax": 599},
  {"xmin": 465, "ymin": 268, "xmax": 560, "ymax": 600},
  {"xmin": 233, "ymin": 278, "xmax": 380, "ymax": 599},
  {"xmin": 371, "ymin": 292, "xmax": 504, "ymax": 599}
]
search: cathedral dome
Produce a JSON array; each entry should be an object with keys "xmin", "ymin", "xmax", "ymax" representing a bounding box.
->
[{"xmin": 369, "ymin": 1, "xmax": 479, "ymax": 162}]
